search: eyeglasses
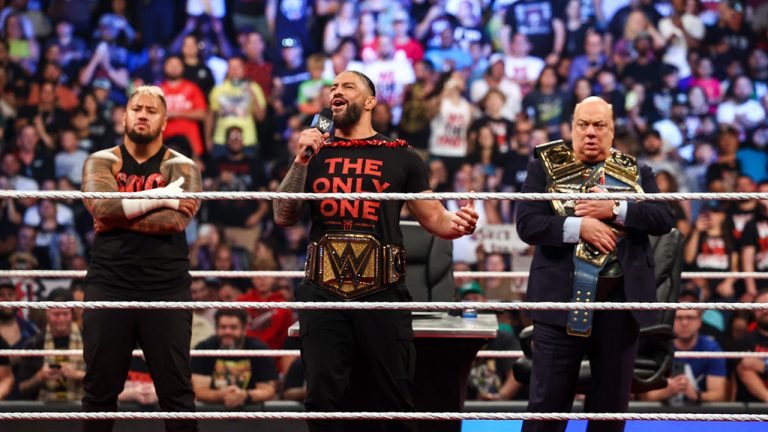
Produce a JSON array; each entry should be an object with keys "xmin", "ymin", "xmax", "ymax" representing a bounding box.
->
[{"xmin": 574, "ymin": 121, "xmax": 609, "ymax": 133}]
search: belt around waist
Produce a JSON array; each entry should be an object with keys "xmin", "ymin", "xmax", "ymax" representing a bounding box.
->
[{"xmin": 305, "ymin": 233, "xmax": 406, "ymax": 300}]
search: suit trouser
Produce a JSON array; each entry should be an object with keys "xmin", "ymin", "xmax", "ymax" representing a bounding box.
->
[
  {"xmin": 81, "ymin": 286, "xmax": 197, "ymax": 432},
  {"xmin": 297, "ymin": 282, "xmax": 416, "ymax": 432},
  {"xmin": 523, "ymin": 310, "xmax": 639, "ymax": 432}
]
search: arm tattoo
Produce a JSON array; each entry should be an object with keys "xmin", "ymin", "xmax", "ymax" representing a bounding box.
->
[
  {"xmin": 81, "ymin": 153, "xmax": 130, "ymax": 229},
  {"xmin": 124, "ymin": 151, "xmax": 203, "ymax": 235},
  {"xmin": 273, "ymin": 162, "xmax": 308, "ymax": 227}
]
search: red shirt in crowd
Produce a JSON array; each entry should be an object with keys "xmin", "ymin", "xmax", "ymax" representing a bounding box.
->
[
  {"xmin": 237, "ymin": 290, "xmax": 294, "ymax": 350},
  {"xmin": 160, "ymin": 79, "xmax": 207, "ymax": 156}
]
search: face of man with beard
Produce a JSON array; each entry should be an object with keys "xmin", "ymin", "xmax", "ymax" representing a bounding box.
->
[
  {"xmin": 124, "ymin": 92, "xmax": 167, "ymax": 145},
  {"xmin": 216, "ymin": 315, "xmax": 247, "ymax": 349},
  {"xmin": 329, "ymin": 71, "xmax": 376, "ymax": 131},
  {"xmin": 164, "ymin": 56, "xmax": 184, "ymax": 81}
]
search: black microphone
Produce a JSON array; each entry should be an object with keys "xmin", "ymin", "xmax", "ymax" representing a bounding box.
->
[{"xmin": 304, "ymin": 108, "xmax": 334, "ymax": 159}]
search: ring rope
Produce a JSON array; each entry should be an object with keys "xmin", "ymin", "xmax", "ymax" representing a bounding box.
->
[
  {"xmin": 1, "ymin": 270, "xmax": 764, "ymax": 280},
  {"xmin": 1, "ymin": 191, "xmax": 766, "ymax": 201},
  {"xmin": 1, "ymin": 349, "xmax": 766, "ymax": 359},
  {"xmin": 0, "ymin": 411, "xmax": 766, "ymax": 421},
  {"xmin": 2, "ymin": 301, "xmax": 768, "ymax": 311}
]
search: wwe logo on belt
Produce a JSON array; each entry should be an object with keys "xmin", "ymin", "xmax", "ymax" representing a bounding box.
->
[{"xmin": 328, "ymin": 242, "xmax": 375, "ymax": 290}]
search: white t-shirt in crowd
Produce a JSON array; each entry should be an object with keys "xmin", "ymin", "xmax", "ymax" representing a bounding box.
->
[{"xmin": 429, "ymin": 97, "xmax": 473, "ymax": 158}]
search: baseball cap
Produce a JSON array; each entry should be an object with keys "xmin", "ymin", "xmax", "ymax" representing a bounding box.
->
[
  {"xmin": 281, "ymin": 37, "xmax": 301, "ymax": 49},
  {"xmin": 93, "ymin": 77, "xmax": 111, "ymax": 90},
  {"xmin": 393, "ymin": 9, "xmax": 409, "ymax": 22},
  {"xmin": 458, "ymin": 281, "xmax": 485, "ymax": 298},
  {"xmin": 489, "ymin": 53, "xmax": 505, "ymax": 65}
]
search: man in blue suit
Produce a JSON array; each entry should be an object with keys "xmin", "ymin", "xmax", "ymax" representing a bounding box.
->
[{"xmin": 516, "ymin": 96, "xmax": 674, "ymax": 432}]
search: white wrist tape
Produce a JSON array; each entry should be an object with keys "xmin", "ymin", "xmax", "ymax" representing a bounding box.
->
[
  {"xmin": 122, "ymin": 198, "xmax": 180, "ymax": 219},
  {"xmin": 121, "ymin": 176, "xmax": 185, "ymax": 219}
]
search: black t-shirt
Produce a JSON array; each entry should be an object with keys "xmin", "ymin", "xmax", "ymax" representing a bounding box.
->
[
  {"xmin": 422, "ymin": 14, "xmax": 459, "ymax": 50},
  {"xmin": 501, "ymin": 152, "xmax": 531, "ymax": 192},
  {"xmin": 183, "ymin": 63, "xmax": 215, "ymax": 98},
  {"xmin": 304, "ymin": 134, "xmax": 430, "ymax": 244},
  {"xmin": 470, "ymin": 116, "xmax": 516, "ymax": 154},
  {"xmin": 705, "ymin": 161, "xmax": 741, "ymax": 192},
  {"xmin": 728, "ymin": 207, "xmax": 756, "ymax": 245},
  {"xmin": 522, "ymin": 90, "xmax": 567, "ymax": 139},
  {"xmin": 466, "ymin": 328, "xmax": 521, "ymax": 400},
  {"xmin": 207, "ymin": 154, "xmax": 267, "ymax": 227},
  {"xmin": 741, "ymin": 215, "xmax": 768, "ymax": 288},
  {"xmin": 622, "ymin": 59, "xmax": 661, "ymax": 91},
  {"xmin": 87, "ymin": 145, "xmax": 190, "ymax": 298},
  {"xmin": 19, "ymin": 149, "xmax": 55, "ymax": 184},
  {"xmin": 191, "ymin": 336, "xmax": 278, "ymax": 390},
  {"xmin": 504, "ymin": 0, "xmax": 564, "ymax": 59},
  {"xmin": 275, "ymin": 63, "xmax": 310, "ymax": 108}
]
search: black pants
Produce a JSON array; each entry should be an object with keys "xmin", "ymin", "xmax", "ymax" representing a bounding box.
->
[
  {"xmin": 81, "ymin": 286, "xmax": 197, "ymax": 432},
  {"xmin": 523, "ymin": 310, "xmax": 640, "ymax": 432},
  {"xmin": 296, "ymin": 282, "xmax": 416, "ymax": 432}
]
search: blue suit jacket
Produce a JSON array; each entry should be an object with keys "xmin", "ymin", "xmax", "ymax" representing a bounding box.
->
[{"xmin": 515, "ymin": 159, "xmax": 675, "ymax": 327}]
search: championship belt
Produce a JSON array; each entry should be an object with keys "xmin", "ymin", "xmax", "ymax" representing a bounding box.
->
[
  {"xmin": 305, "ymin": 233, "xmax": 406, "ymax": 300},
  {"xmin": 535, "ymin": 140, "xmax": 643, "ymax": 337}
]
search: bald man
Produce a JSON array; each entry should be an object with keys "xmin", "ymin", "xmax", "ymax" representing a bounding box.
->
[{"xmin": 516, "ymin": 97, "xmax": 674, "ymax": 432}]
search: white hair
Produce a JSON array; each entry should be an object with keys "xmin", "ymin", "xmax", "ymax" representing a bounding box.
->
[{"xmin": 127, "ymin": 85, "xmax": 167, "ymax": 111}]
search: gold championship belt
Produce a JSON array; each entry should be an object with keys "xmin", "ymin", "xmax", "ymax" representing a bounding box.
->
[
  {"xmin": 305, "ymin": 233, "xmax": 406, "ymax": 300},
  {"xmin": 536, "ymin": 140, "xmax": 643, "ymax": 267}
]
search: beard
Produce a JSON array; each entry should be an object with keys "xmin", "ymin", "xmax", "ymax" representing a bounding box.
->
[
  {"xmin": 127, "ymin": 125, "xmax": 161, "ymax": 145},
  {"xmin": 0, "ymin": 308, "xmax": 16, "ymax": 321},
  {"xmin": 333, "ymin": 101, "xmax": 363, "ymax": 130}
]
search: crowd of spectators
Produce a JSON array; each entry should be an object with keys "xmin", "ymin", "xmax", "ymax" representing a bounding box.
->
[{"xmin": 1, "ymin": 0, "xmax": 768, "ymax": 407}]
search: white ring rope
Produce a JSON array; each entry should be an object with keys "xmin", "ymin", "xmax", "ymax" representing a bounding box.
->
[
  {"xmin": 1, "ymin": 190, "xmax": 766, "ymax": 201},
  {"xmin": 1, "ymin": 349, "xmax": 766, "ymax": 359},
  {"xmin": 0, "ymin": 411, "xmax": 766, "ymax": 421},
  {"xmin": 1, "ymin": 270, "xmax": 764, "ymax": 280},
  {"xmin": 1, "ymin": 301, "xmax": 768, "ymax": 311}
]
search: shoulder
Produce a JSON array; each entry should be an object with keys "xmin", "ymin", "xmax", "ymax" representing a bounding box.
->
[
  {"xmin": 162, "ymin": 148, "xmax": 196, "ymax": 168},
  {"xmin": 88, "ymin": 147, "xmax": 121, "ymax": 163},
  {"xmin": 194, "ymin": 336, "xmax": 219, "ymax": 350},
  {"xmin": 698, "ymin": 334, "xmax": 723, "ymax": 352}
]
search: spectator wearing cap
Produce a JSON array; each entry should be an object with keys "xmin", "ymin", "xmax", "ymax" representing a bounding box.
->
[
  {"xmin": 470, "ymin": 53, "xmax": 522, "ymax": 122},
  {"xmin": 273, "ymin": 37, "xmax": 309, "ymax": 111},
  {"xmin": 392, "ymin": 9, "xmax": 424, "ymax": 65},
  {"xmin": 706, "ymin": 126, "xmax": 742, "ymax": 193},
  {"xmin": 458, "ymin": 281, "xmax": 485, "ymax": 302},
  {"xmin": 207, "ymin": 56, "xmax": 267, "ymax": 157},
  {"xmin": 717, "ymin": 75, "xmax": 766, "ymax": 133},
  {"xmin": 566, "ymin": 31, "xmax": 607, "ymax": 90}
]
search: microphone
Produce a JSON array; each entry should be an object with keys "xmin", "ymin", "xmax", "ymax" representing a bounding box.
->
[{"xmin": 304, "ymin": 108, "xmax": 334, "ymax": 159}]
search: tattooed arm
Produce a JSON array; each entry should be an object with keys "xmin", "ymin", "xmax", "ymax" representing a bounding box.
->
[
  {"xmin": 273, "ymin": 162, "xmax": 307, "ymax": 227},
  {"xmin": 82, "ymin": 148, "xmax": 201, "ymax": 235},
  {"xmin": 122, "ymin": 150, "xmax": 202, "ymax": 235},
  {"xmin": 274, "ymin": 128, "xmax": 326, "ymax": 227},
  {"xmin": 81, "ymin": 149, "xmax": 132, "ymax": 230}
]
